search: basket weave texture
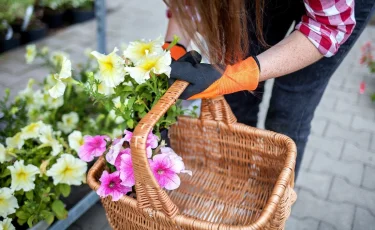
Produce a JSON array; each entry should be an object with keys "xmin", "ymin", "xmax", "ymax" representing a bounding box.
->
[{"xmin": 87, "ymin": 80, "xmax": 297, "ymax": 230}]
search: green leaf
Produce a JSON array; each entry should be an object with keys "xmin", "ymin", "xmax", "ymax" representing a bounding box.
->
[
  {"xmin": 59, "ymin": 184, "xmax": 71, "ymax": 197},
  {"xmin": 25, "ymin": 191, "xmax": 34, "ymax": 200},
  {"xmin": 41, "ymin": 210, "xmax": 55, "ymax": 225},
  {"xmin": 16, "ymin": 210, "xmax": 29, "ymax": 220},
  {"xmin": 27, "ymin": 215, "xmax": 35, "ymax": 228},
  {"xmin": 126, "ymin": 119, "xmax": 134, "ymax": 129},
  {"xmin": 0, "ymin": 168, "xmax": 10, "ymax": 178},
  {"xmin": 51, "ymin": 200, "xmax": 68, "ymax": 220},
  {"xmin": 371, "ymin": 93, "xmax": 375, "ymax": 102}
]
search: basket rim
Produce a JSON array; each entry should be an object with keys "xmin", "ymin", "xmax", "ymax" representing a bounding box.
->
[{"xmin": 87, "ymin": 119, "xmax": 297, "ymax": 229}]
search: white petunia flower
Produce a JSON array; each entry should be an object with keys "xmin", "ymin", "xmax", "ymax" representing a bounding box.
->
[
  {"xmin": 125, "ymin": 51, "xmax": 171, "ymax": 84},
  {"xmin": 48, "ymin": 56, "xmax": 72, "ymax": 98},
  {"xmin": 57, "ymin": 112, "xmax": 79, "ymax": 134},
  {"xmin": 17, "ymin": 79, "xmax": 35, "ymax": 101},
  {"xmin": 91, "ymin": 48, "xmax": 126, "ymax": 87},
  {"xmin": 39, "ymin": 125, "xmax": 62, "ymax": 156},
  {"xmin": 50, "ymin": 51, "xmax": 69, "ymax": 68},
  {"xmin": 43, "ymin": 92, "xmax": 64, "ymax": 110},
  {"xmin": 68, "ymin": 130, "xmax": 84, "ymax": 153},
  {"xmin": 0, "ymin": 218, "xmax": 16, "ymax": 230},
  {"xmin": 21, "ymin": 121, "xmax": 45, "ymax": 140},
  {"xmin": 7, "ymin": 160, "xmax": 40, "ymax": 192},
  {"xmin": 0, "ymin": 188, "xmax": 18, "ymax": 218},
  {"xmin": 123, "ymin": 36, "xmax": 164, "ymax": 63},
  {"xmin": 96, "ymin": 82, "xmax": 114, "ymax": 96},
  {"xmin": 0, "ymin": 144, "xmax": 13, "ymax": 164},
  {"xmin": 108, "ymin": 110, "xmax": 125, "ymax": 124},
  {"xmin": 111, "ymin": 128, "xmax": 123, "ymax": 139},
  {"xmin": 46, "ymin": 154, "xmax": 87, "ymax": 185},
  {"xmin": 6, "ymin": 132, "xmax": 24, "ymax": 150},
  {"xmin": 112, "ymin": 96, "xmax": 121, "ymax": 108},
  {"xmin": 25, "ymin": 44, "xmax": 37, "ymax": 64}
]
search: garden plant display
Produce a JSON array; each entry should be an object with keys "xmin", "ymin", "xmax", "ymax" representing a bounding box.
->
[{"xmin": 360, "ymin": 41, "xmax": 375, "ymax": 101}]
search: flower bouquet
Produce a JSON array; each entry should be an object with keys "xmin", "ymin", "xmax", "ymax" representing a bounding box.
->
[{"xmin": 43, "ymin": 36, "xmax": 193, "ymax": 201}]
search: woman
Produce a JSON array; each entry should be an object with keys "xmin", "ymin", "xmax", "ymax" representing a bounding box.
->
[{"xmin": 164, "ymin": 0, "xmax": 375, "ymax": 177}]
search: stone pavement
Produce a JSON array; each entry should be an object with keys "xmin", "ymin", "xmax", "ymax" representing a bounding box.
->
[{"xmin": 1, "ymin": 1, "xmax": 375, "ymax": 229}]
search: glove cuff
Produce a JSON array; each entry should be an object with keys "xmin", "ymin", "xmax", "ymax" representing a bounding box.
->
[{"xmin": 163, "ymin": 42, "xmax": 187, "ymax": 60}]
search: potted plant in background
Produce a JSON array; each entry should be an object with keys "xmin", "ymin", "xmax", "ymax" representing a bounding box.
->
[
  {"xmin": 12, "ymin": 0, "xmax": 48, "ymax": 45},
  {"xmin": 65, "ymin": 0, "xmax": 95, "ymax": 24},
  {"xmin": 0, "ymin": 1, "xmax": 21, "ymax": 53},
  {"xmin": 39, "ymin": 0, "xmax": 68, "ymax": 29}
]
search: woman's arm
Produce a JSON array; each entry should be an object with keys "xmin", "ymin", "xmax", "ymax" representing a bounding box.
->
[{"xmin": 257, "ymin": 30, "xmax": 323, "ymax": 81}]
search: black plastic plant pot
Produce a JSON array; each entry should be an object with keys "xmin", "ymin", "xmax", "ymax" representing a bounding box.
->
[
  {"xmin": 71, "ymin": 8, "xmax": 95, "ymax": 23},
  {"xmin": 42, "ymin": 9, "xmax": 65, "ymax": 29},
  {"xmin": 20, "ymin": 22, "xmax": 48, "ymax": 44},
  {"xmin": 0, "ymin": 33, "xmax": 21, "ymax": 53}
]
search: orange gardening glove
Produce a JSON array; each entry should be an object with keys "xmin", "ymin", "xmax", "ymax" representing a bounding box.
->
[
  {"xmin": 169, "ymin": 51, "xmax": 260, "ymax": 100},
  {"xmin": 163, "ymin": 42, "xmax": 187, "ymax": 61}
]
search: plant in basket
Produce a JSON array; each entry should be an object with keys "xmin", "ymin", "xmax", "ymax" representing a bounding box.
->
[{"xmin": 43, "ymin": 36, "xmax": 193, "ymax": 201}]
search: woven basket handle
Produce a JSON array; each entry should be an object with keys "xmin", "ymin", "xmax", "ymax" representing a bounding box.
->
[
  {"xmin": 130, "ymin": 80, "xmax": 188, "ymax": 218},
  {"xmin": 200, "ymin": 96, "xmax": 237, "ymax": 124}
]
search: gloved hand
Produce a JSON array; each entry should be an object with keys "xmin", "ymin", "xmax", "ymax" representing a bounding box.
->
[{"xmin": 169, "ymin": 51, "xmax": 260, "ymax": 100}]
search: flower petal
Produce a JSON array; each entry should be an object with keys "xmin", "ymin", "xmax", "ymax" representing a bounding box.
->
[{"xmin": 49, "ymin": 81, "xmax": 66, "ymax": 98}]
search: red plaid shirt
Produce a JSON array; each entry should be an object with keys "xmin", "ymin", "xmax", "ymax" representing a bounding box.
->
[{"xmin": 295, "ymin": 0, "xmax": 356, "ymax": 57}]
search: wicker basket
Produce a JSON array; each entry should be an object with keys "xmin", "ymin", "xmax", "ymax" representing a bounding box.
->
[{"xmin": 87, "ymin": 80, "xmax": 297, "ymax": 230}]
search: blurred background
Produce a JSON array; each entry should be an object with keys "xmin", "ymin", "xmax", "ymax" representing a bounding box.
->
[{"xmin": 0, "ymin": 0, "xmax": 375, "ymax": 229}]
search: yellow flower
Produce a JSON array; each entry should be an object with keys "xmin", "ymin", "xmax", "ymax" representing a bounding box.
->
[
  {"xmin": 57, "ymin": 112, "xmax": 79, "ymax": 134},
  {"xmin": 25, "ymin": 44, "xmax": 36, "ymax": 64},
  {"xmin": 43, "ymin": 92, "xmax": 64, "ymax": 110},
  {"xmin": 0, "ymin": 144, "xmax": 14, "ymax": 163},
  {"xmin": 123, "ymin": 36, "xmax": 164, "ymax": 63},
  {"xmin": 7, "ymin": 160, "xmax": 40, "ymax": 192},
  {"xmin": 48, "ymin": 56, "xmax": 72, "ymax": 98},
  {"xmin": 125, "ymin": 51, "xmax": 171, "ymax": 84},
  {"xmin": 5, "ymin": 132, "xmax": 24, "ymax": 150},
  {"xmin": 39, "ymin": 159, "xmax": 51, "ymax": 176},
  {"xmin": 41, "ymin": 46, "xmax": 49, "ymax": 56},
  {"xmin": 96, "ymin": 81, "xmax": 114, "ymax": 96},
  {"xmin": 46, "ymin": 154, "xmax": 87, "ymax": 185},
  {"xmin": 50, "ymin": 51, "xmax": 69, "ymax": 68},
  {"xmin": 0, "ymin": 188, "xmax": 18, "ymax": 218},
  {"xmin": 91, "ymin": 48, "xmax": 125, "ymax": 87},
  {"xmin": 39, "ymin": 125, "xmax": 62, "ymax": 156},
  {"xmin": 21, "ymin": 121, "xmax": 45, "ymax": 140},
  {"xmin": 0, "ymin": 218, "xmax": 16, "ymax": 230},
  {"xmin": 68, "ymin": 130, "xmax": 84, "ymax": 153}
]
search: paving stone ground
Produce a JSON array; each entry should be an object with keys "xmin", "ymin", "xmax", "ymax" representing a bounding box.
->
[{"xmin": 1, "ymin": 1, "xmax": 375, "ymax": 229}]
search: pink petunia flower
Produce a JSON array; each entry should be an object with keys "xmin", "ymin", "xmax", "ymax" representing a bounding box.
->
[
  {"xmin": 106, "ymin": 137, "xmax": 126, "ymax": 166},
  {"xmin": 149, "ymin": 153, "xmax": 185, "ymax": 190},
  {"xmin": 97, "ymin": 171, "xmax": 131, "ymax": 201},
  {"xmin": 79, "ymin": 135, "xmax": 108, "ymax": 162},
  {"xmin": 160, "ymin": 147, "xmax": 192, "ymax": 176},
  {"xmin": 360, "ymin": 81, "xmax": 366, "ymax": 94},
  {"xmin": 114, "ymin": 148, "xmax": 131, "ymax": 169},
  {"xmin": 119, "ymin": 154, "xmax": 135, "ymax": 187},
  {"xmin": 146, "ymin": 132, "xmax": 159, "ymax": 149},
  {"xmin": 124, "ymin": 130, "xmax": 133, "ymax": 142}
]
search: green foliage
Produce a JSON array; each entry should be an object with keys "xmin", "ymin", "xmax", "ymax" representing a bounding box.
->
[
  {"xmin": 0, "ymin": 89, "xmax": 28, "ymax": 143},
  {"xmin": 67, "ymin": 0, "xmax": 94, "ymax": 9},
  {"xmin": 0, "ymin": 0, "xmax": 33, "ymax": 30}
]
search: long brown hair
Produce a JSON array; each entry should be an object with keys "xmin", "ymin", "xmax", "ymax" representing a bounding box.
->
[{"xmin": 165, "ymin": 0, "xmax": 266, "ymax": 65}]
